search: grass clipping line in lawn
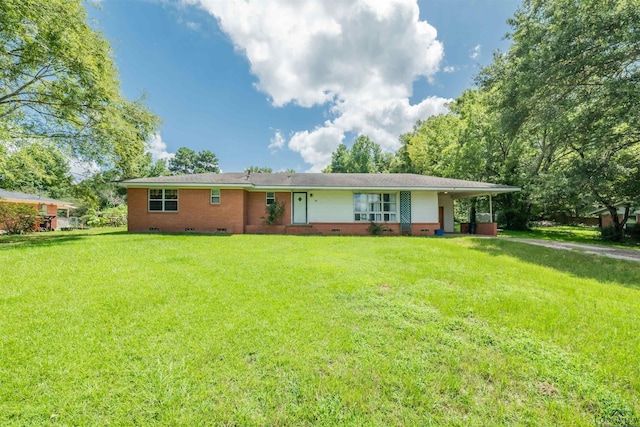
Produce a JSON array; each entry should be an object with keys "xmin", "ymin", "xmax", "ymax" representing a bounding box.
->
[{"xmin": 0, "ymin": 229, "xmax": 639, "ymax": 425}]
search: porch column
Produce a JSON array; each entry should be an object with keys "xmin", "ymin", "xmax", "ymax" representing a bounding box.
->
[{"xmin": 489, "ymin": 195, "xmax": 493, "ymax": 222}]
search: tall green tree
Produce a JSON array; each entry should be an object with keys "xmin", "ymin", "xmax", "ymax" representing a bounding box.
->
[
  {"xmin": 168, "ymin": 148, "xmax": 198, "ymax": 175},
  {"xmin": 478, "ymin": 0, "xmax": 640, "ymax": 236},
  {"xmin": 324, "ymin": 136, "xmax": 391, "ymax": 173},
  {"xmin": 144, "ymin": 156, "xmax": 171, "ymax": 178},
  {"xmin": 72, "ymin": 155, "xmax": 171, "ymax": 214},
  {"xmin": 0, "ymin": 142, "xmax": 73, "ymax": 199},
  {"xmin": 0, "ymin": 0, "xmax": 159, "ymax": 168},
  {"xmin": 195, "ymin": 150, "xmax": 220, "ymax": 174},
  {"xmin": 324, "ymin": 144, "xmax": 351, "ymax": 173},
  {"xmin": 403, "ymin": 114, "xmax": 462, "ymax": 178},
  {"xmin": 168, "ymin": 147, "xmax": 220, "ymax": 175},
  {"xmin": 245, "ymin": 166, "xmax": 273, "ymax": 173},
  {"xmin": 73, "ymin": 168, "xmax": 126, "ymax": 211},
  {"xmin": 395, "ymin": 88, "xmax": 549, "ymax": 229}
]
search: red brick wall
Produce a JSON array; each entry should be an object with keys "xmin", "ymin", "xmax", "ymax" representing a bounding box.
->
[
  {"xmin": 477, "ymin": 222, "xmax": 498, "ymax": 236},
  {"xmin": 127, "ymin": 188, "xmax": 246, "ymax": 233},
  {"xmin": 246, "ymin": 192, "xmax": 292, "ymax": 226},
  {"xmin": 460, "ymin": 222, "xmax": 498, "ymax": 236},
  {"xmin": 600, "ymin": 213, "xmax": 640, "ymax": 227},
  {"xmin": 411, "ymin": 223, "xmax": 443, "ymax": 236},
  {"xmin": 307, "ymin": 222, "xmax": 370, "ymax": 235},
  {"xmin": 303, "ymin": 222, "xmax": 440, "ymax": 236},
  {"xmin": 46, "ymin": 204, "xmax": 58, "ymax": 229},
  {"xmin": 600, "ymin": 214, "xmax": 623, "ymax": 227}
]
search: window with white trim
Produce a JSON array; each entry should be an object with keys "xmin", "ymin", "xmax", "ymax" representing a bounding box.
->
[
  {"xmin": 266, "ymin": 192, "xmax": 276, "ymax": 205},
  {"xmin": 211, "ymin": 189, "xmax": 220, "ymax": 204},
  {"xmin": 148, "ymin": 189, "xmax": 178, "ymax": 212},
  {"xmin": 354, "ymin": 193, "xmax": 397, "ymax": 222}
]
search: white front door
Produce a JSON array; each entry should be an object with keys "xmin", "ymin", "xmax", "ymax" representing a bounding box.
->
[{"xmin": 292, "ymin": 192, "xmax": 307, "ymax": 224}]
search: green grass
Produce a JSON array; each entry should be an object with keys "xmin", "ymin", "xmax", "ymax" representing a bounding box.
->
[
  {"xmin": 1, "ymin": 229, "xmax": 639, "ymax": 425},
  {"xmin": 500, "ymin": 225, "xmax": 640, "ymax": 250}
]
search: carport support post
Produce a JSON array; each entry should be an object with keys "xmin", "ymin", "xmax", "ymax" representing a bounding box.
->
[{"xmin": 489, "ymin": 195, "xmax": 493, "ymax": 222}]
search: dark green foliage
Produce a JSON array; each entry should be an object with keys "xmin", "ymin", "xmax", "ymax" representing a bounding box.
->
[
  {"xmin": 477, "ymin": 0, "xmax": 640, "ymax": 232},
  {"xmin": 628, "ymin": 223, "xmax": 640, "ymax": 242},
  {"xmin": 246, "ymin": 166, "xmax": 273, "ymax": 173},
  {"xmin": 390, "ymin": 0, "xmax": 640, "ymax": 230},
  {"xmin": 169, "ymin": 147, "xmax": 220, "ymax": 175},
  {"xmin": 0, "ymin": 142, "xmax": 73, "ymax": 199},
  {"xmin": 72, "ymin": 169, "xmax": 126, "ymax": 211},
  {"xmin": 261, "ymin": 200, "xmax": 285, "ymax": 225},
  {"xmin": 602, "ymin": 223, "xmax": 640, "ymax": 243},
  {"xmin": 0, "ymin": 202, "xmax": 38, "ymax": 234},
  {"xmin": 81, "ymin": 205, "xmax": 127, "ymax": 228},
  {"xmin": 0, "ymin": 0, "xmax": 159, "ymax": 168},
  {"xmin": 600, "ymin": 226, "xmax": 625, "ymax": 243},
  {"xmin": 367, "ymin": 222, "xmax": 383, "ymax": 235},
  {"xmin": 324, "ymin": 136, "xmax": 392, "ymax": 173}
]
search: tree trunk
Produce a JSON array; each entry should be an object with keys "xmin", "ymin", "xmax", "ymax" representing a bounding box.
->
[{"xmin": 605, "ymin": 204, "xmax": 629, "ymax": 241}]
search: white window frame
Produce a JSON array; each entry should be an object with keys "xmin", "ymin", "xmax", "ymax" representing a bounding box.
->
[
  {"xmin": 148, "ymin": 189, "xmax": 178, "ymax": 212},
  {"xmin": 353, "ymin": 192, "xmax": 397, "ymax": 222},
  {"xmin": 211, "ymin": 189, "xmax": 221, "ymax": 204},
  {"xmin": 266, "ymin": 192, "xmax": 276, "ymax": 205}
]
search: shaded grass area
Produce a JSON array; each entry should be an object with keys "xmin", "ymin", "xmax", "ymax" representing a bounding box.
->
[
  {"xmin": 500, "ymin": 225, "xmax": 640, "ymax": 250},
  {"xmin": 1, "ymin": 230, "xmax": 639, "ymax": 425}
]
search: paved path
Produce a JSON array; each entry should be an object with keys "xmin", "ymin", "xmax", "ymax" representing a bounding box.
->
[{"xmin": 502, "ymin": 238, "xmax": 640, "ymax": 262}]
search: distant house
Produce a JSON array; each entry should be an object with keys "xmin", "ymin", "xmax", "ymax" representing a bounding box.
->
[
  {"xmin": 0, "ymin": 189, "xmax": 75, "ymax": 231},
  {"xmin": 119, "ymin": 173, "xmax": 519, "ymax": 236},
  {"xmin": 590, "ymin": 203, "xmax": 640, "ymax": 228}
]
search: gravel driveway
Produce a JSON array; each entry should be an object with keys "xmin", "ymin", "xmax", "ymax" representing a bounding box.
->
[{"xmin": 502, "ymin": 238, "xmax": 640, "ymax": 262}]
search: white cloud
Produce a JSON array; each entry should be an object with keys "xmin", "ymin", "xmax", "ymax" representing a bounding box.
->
[
  {"xmin": 443, "ymin": 65, "xmax": 457, "ymax": 73},
  {"xmin": 176, "ymin": 15, "xmax": 203, "ymax": 33},
  {"xmin": 185, "ymin": 21, "xmax": 201, "ymax": 32},
  {"xmin": 268, "ymin": 129, "xmax": 285, "ymax": 152},
  {"xmin": 288, "ymin": 124, "xmax": 345, "ymax": 172},
  {"xmin": 470, "ymin": 44, "xmax": 481, "ymax": 59},
  {"xmin": 146, "ymin": 133, "xmax": 174, "ymax": 161},
  {"xmin": 183, "ymin": 0, "xmax": 450, "ymax": 170}
]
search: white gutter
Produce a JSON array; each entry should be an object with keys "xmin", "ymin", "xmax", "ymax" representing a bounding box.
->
[{"xmin": 249, "ymin": 185, "xmax": 520, "ymax": 192}]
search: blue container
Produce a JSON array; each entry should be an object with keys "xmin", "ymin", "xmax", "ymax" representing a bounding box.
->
[{"xmin": 435, "ymin": 229, "xmax": 444, "ymax": 236}]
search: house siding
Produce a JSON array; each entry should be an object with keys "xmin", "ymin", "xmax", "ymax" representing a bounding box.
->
[
  {"xmin": 125, "ymin": 187, "xmax": 490, "ymax": 236},
  {"xmin": 438, "ymin": 193, "xmax": 455, "ymax": 232},
  {"xmin": 411, "ymin": 191, "xmax": 439, "ymax": 223},
  {"xmin": 307, "ymin": 190, "xmax": 354, "ymax": 223},
  {"xmin": 309, "ymin": 190, "xmax": 444, "ymax": 227}
]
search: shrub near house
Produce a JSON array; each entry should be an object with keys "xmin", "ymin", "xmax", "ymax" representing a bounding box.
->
[{"xmin": 0, "ymin": 202, "xmax": 39, "ymax": 235}]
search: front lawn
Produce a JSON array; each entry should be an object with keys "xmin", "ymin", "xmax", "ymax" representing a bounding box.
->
[{"xmin": 1, "ymin": 230, "xmax": 639, "ymax": 425}]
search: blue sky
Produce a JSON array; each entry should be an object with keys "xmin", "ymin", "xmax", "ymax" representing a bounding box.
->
[{"xmin": 87, "ymin": 0, "xmax": 519, "ymax": 173}]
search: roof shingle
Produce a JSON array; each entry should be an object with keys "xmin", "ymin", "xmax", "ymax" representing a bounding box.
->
[
  {"xmin": 0, "ymin": 189, "xmax": 74, "ymax": 207},
  {"xmin": 121, "ymin": 172, "xmax": 517, "ymax": 191}
]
